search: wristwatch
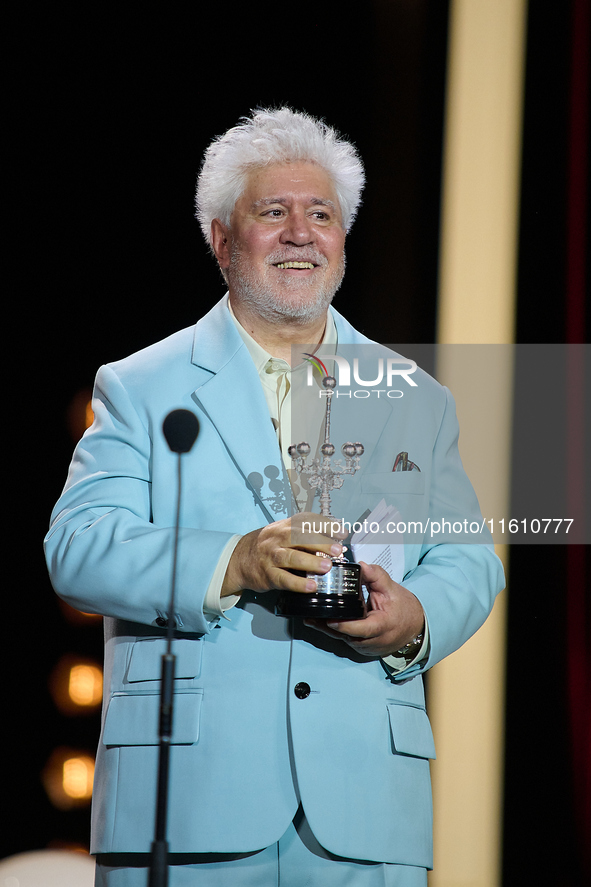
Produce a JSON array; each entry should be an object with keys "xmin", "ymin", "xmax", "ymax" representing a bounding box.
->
[{"xmin": 393, "ymin": 632, "xmax": 424, "ymax": 666}]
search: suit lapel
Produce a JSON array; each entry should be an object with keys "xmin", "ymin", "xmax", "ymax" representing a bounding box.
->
[
  {"xmin": 190, "ymin": 296, "xmax": 293, "ymax": 521},
  {"xmin": 323, "ymin": 311, "xmax": 393, "ymax": 519}
]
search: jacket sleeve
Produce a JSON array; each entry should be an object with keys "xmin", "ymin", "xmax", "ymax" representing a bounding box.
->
[
  {"xmin": 44, "ymin": 364, "xmax": 234, "ymax": 635},
  {"xmin": 391, "ymin": 386, "xmax": 505, "ymax": 681}
]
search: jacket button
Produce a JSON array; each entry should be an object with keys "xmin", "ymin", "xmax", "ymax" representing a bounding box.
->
[{"xmin": 294, "ymin": 682, "xmax": 311, "ymax": 699}]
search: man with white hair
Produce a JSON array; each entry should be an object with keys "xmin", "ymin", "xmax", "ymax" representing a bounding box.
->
[{"xmin": 45, "ymin": 108, "xmax": 504, "ymax": 886}]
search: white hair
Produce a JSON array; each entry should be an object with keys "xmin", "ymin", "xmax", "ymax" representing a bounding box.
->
[{"xmin": 195, "ymin": 107, "xmax": 365, "ymax": 247}]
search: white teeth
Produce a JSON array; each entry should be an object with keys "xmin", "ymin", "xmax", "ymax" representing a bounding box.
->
[{"xmin": 275, "ymin": 261, "xmax": 315, "ymax": 269}]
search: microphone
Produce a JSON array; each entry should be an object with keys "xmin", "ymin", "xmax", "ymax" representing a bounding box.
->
[
  {"xmin": 163, "ymin": 409, "xmax": 200, "ymax": 454},
  {"xmin": 150, "ymin": 408, "xmax": 199, "ymax": 887}
]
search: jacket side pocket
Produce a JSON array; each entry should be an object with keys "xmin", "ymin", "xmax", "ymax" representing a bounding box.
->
[
  {"xmin": 103, "ymin": 689, "xmax": 203, "ymax": 746},
  {"xmin": 387, "ymin": 702, "xmax": 436, "ymax": 759}
]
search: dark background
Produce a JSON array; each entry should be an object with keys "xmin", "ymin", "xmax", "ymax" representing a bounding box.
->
[{"xmin": 6, "ymin": 2, "xmax": 589, "ymax": 884}]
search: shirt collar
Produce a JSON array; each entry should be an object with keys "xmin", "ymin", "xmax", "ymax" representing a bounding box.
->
[{"xmin": 227, "ymin": 299, "xmax": 338, "ymax": 374}]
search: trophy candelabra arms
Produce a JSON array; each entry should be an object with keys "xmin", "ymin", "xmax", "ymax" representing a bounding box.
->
[{"xmin": 275, "ymin": 373, "xmax": 366, "ymax": 619}]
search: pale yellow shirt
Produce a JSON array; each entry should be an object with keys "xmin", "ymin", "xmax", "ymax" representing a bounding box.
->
[{"xmin": 230, "ymin": 301, "xmax": 337, "ymax": 507}]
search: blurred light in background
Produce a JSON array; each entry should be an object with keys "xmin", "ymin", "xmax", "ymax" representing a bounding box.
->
[
  {"xmin": 42, "ymin": 748, "xmax": 95, "ymax": 810},
  {"xmin": 0, "ymin": 849, "xmax": 95, "ymax": 886},
  {"xmin": 49, "ymin": 655, "xmax": 103, "ymax": 715},
  {"xmin": 66, "ymin": 388, "xmax": 94, "ymax": 442},
  {"xmin": 56, "ymin": 598, "xmax": 102, "ymax": 625}
]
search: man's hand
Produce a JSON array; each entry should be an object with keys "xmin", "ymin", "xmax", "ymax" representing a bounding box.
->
[
  {"xmin": 304, "ymin": 561, "xmax": 425, "ymax": 658},
  {"xmin": 221, "ymin": 513, "xmax": 347, "ymax": 597}
]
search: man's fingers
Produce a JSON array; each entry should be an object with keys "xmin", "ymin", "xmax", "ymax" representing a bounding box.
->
[
  {"xmin": 304, "ymin": 615, "xmax": 383, "ymax": 648},
  {"xmin": 224, "ymin": 514, "xmax": 346, "ymax": 595},
  {"xmin": 325, "ymin": 611, "xmax": 384, "ymax": 639},
  {"xmin": 303, "ymin": 618, "xmax": 348, "ymax": 639},
  {"xmin": 305, "ymin": 610, "xmax": 383, "ymax": 640},
  {"xmin": 289, "ymin": 514, "xmax": 348, "ymax": 546},
  {"xmin": 268, "ymin": 548, "xmax": 340, "ymax": 594},
  {"xmin": 270, "ymin": 569, "xmax": 318, "ymax": 593},
  {"xmin": 359, "ymin": 561, "xmax": 390, "ymax": 588},
  {"xmin": 281, "ymin": 547, "xmax": 338, "ymax": 573}
]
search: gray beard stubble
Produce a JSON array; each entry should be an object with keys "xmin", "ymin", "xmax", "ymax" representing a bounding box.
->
[{"xmin": 227, "ymin": 248, "xmax": 346, "ymax": 325}]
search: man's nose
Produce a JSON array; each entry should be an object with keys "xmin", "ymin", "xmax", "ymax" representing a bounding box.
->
[{"xmin": 279, "ymin": 211, "xmax": 315, "ymax": 245}]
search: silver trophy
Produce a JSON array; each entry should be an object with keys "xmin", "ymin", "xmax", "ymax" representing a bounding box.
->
[{"xmin": 275, "ymin": 374, "xmax": 365, "ymax": 619}]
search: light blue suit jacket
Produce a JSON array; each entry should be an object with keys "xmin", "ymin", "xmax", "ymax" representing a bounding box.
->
[{"xmin": 45, "ymin": 296, "xmax": 504, "ymax": 867}]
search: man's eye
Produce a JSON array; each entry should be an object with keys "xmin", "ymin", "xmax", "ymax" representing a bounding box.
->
[{"xmin": 262, "ymin": 209, "xmax": 284, "ymax": 218}]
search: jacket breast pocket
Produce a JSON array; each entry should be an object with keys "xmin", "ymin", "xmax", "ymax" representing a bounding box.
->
[
  {"xmin": 362, "ymin": 472, "xmax": 425, "ymax": 498},
  {"xmin": 126, "ymin": 636, "xmax": 203, "ymax": 682},
  {"xmin": 387, "ymin": 702, "xmax": 436, "ymax": 759},
  {"xmin": 102, "ymin": 689, "xmax": 203, "ymax": 746}
]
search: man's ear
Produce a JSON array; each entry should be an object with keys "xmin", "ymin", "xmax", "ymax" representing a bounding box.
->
[{"xmin": 211, "ymin": 219, "xmax": 231, "ymax": 269}]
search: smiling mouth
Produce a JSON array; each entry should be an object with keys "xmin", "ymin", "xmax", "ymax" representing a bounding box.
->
[{"xmin": 274, "ymin": 261, "xmax": 316, "ymax": 270}]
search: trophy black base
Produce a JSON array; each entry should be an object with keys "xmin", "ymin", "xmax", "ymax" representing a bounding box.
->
[
  {"xmin": 275, "ymin": 556, "xmax": 364, "ymax": 619},
  {"xmin": 275, "ymin": 589, "xmax": 365, "ymax": 619}
]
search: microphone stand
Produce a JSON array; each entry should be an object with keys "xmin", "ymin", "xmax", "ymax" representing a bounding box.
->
[{"xmin": 150, "ymin": 410, "xmax": 199, "ymax": 887}]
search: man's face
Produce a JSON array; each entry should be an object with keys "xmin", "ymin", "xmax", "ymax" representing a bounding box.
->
[{"xmin": 212, "ymin": 162, "xmax": 346, "ymax": 324}]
